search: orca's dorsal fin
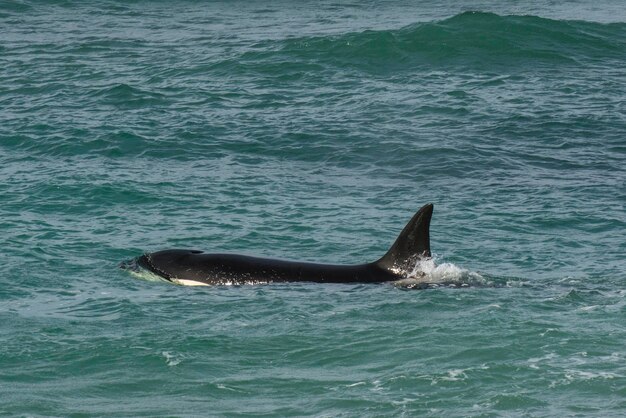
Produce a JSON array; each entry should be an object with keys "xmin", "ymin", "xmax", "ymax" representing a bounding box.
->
[{"xmin": 376, "ymin": 203, "xmax": 433, "ymax": 274}]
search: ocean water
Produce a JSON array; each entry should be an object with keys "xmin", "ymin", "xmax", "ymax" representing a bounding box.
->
[{"xmin": 1, "ymin": 0, "xmax": 625, "ymax": 416}]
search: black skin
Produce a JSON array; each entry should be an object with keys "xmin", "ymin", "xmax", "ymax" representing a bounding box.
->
[
  {"xmin": 128, "ymin": 203, "xmax": 434, "ymax": 285},
  {"xmin": 137, "ymin": 251, "xmax": 399, "ymax": 285}
]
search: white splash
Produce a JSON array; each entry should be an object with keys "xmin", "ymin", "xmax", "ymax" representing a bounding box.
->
[
  {"xmin": 162, "ymin": 351, "xmax": 183, "ymax": 366},
  {"xmin": 394, "ymin": 256, "xmax": 485, "ymax": 288}
]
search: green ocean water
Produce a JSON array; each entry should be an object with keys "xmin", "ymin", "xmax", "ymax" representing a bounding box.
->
[{"xmin": 1, "ymin": 1, "xmax": 625, "ymax": 416}]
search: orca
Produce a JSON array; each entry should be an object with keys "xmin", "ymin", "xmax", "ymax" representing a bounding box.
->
[{"xmin": 122, "ymin": 203, "xmax": 434, "ymax": 286}]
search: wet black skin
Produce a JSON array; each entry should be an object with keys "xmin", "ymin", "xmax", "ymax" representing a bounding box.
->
[
  {"xmin": 137, "ymin": 251, "xmax": 401, "ymax": 284},
  {"xmin": 129, "ymin": 203, "xmax": 433, "ymax": 285}
]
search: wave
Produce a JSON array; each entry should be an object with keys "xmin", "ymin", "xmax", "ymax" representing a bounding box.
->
[
  {"xmin": 267, "ymin": 12, "xmax": 626, "ymax": 72},
  {"xmin": 89, "ymin": 83, "xmax": 169, "ymax": 107}
]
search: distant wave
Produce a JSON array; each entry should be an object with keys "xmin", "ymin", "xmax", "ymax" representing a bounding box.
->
[{"xmin": 267, "ymin": 12, "xmax": 626, "ymax": 71}]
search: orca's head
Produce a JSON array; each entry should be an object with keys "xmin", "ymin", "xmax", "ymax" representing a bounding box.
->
[{"xmin": 136, "ymin": 249, "xmax": 204, "ymax": 281}]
